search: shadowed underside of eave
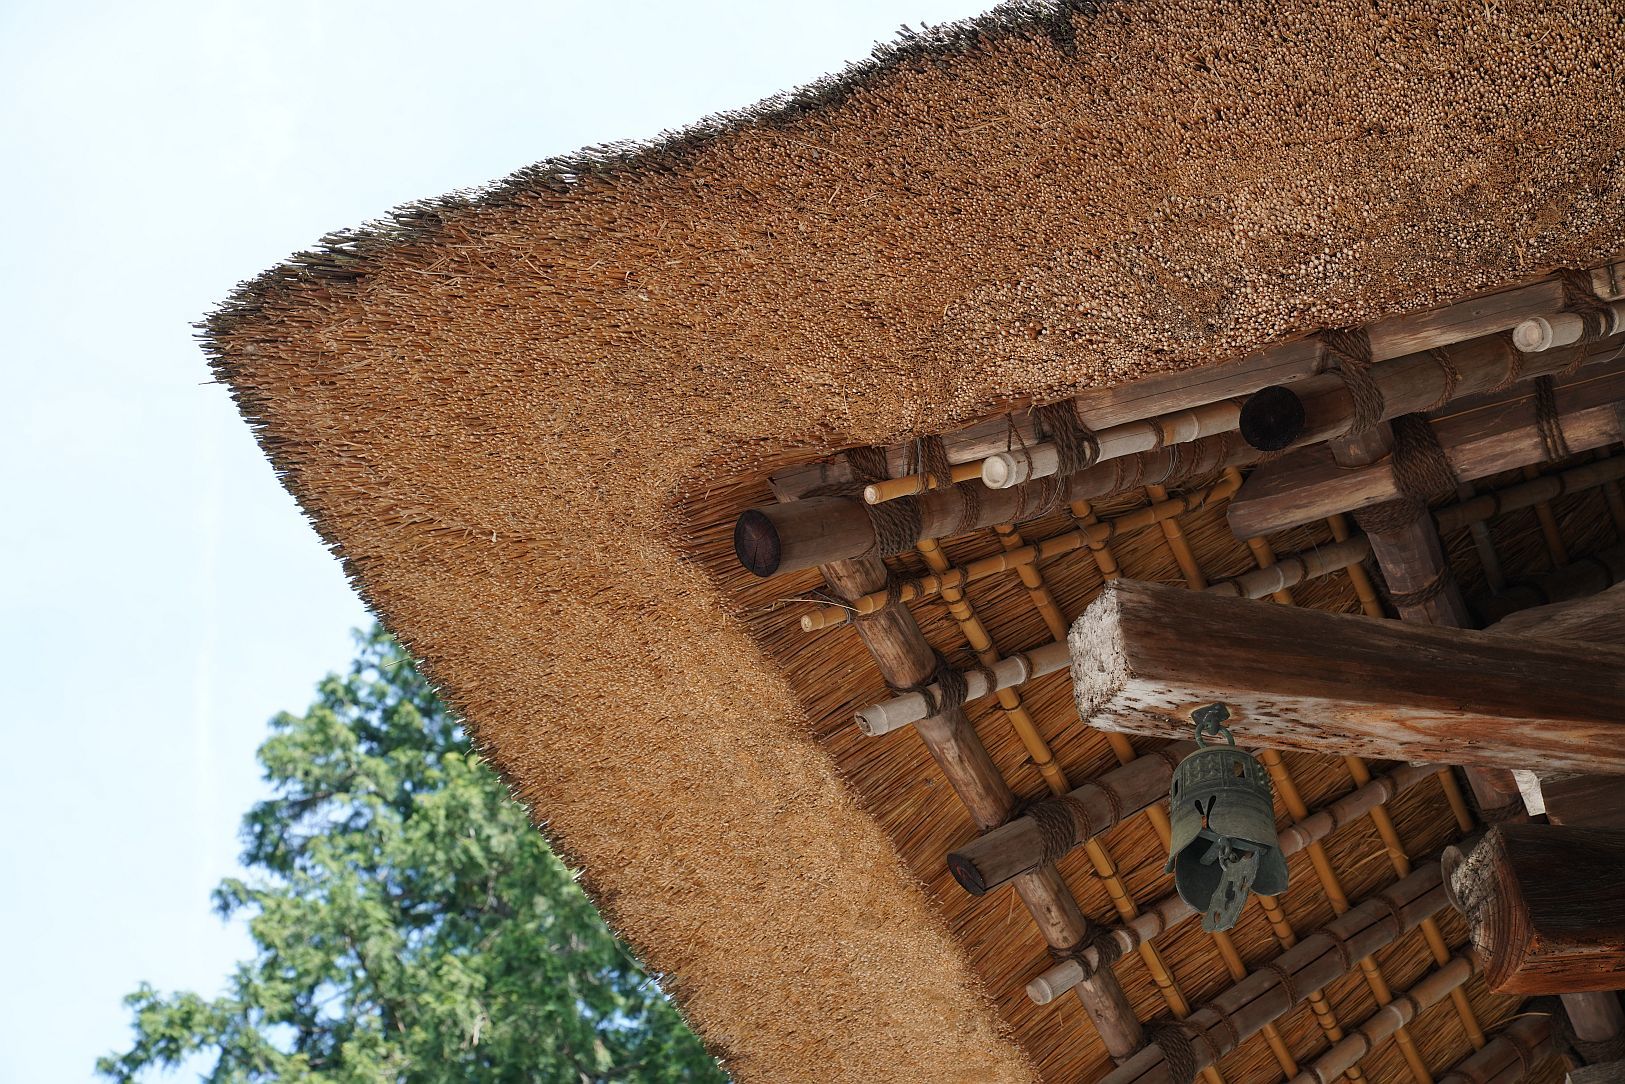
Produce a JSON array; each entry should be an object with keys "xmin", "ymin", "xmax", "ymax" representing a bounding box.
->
[{"xmin": 202, "ymin": 1, "xmax": 1625, "ymax": 1080}]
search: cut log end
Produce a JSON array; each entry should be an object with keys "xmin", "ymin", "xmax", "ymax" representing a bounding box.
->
[
  {"xmin": 1239, "ymin": 384, "xmax": 1308, "ymax": 451},
  {"xmin": 946, "ymin": 850, "xmax": 989, "ymax": 896},
  {"xmin": 1069, "ymin": 584, "xmax": 1130, "ymax": 724},
  {"xmin": 733, "ymin": 509, "xmax": 782, "ymax": 577}
]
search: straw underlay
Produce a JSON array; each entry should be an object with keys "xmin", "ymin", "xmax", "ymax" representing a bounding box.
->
[{"xmin": 198, "ymin": 0, "xmax": 1625, "ymax": 1079}]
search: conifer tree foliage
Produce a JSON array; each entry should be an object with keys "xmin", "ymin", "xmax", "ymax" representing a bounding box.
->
[{"xmin": 100, "ymin": 628, "xmax": 724, "ymax": 1083}]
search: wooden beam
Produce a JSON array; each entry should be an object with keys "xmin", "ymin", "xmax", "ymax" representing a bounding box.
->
[
  {"xmin": 1070, "ymin": 579, "xmax": 1625, "ymax": 775},
  {"xmin": 740, "ymin": 434, "xmax": 1249, "ymax": 577},
  {"xmin": 819, "ymin": 552, "xmax": 1144, "ymax": 1057},
  {"xmin": 946, "ymin": 744, "xmax": 1190, "ymax": 895},
  {"xmin": 1437, "ymin": 1016, "xmax": 1553, "ymax": 1084},
  {"xmin": 1100, "ymin": 862, "xmax": 1449, "ymax": 1084},
  {"xmin": 1227, "ymin": 364, "xmax": 1625, "ymax": 538},
  {"xmin": 1239, "ymin": 329, "xmax": 1625, "ymax": 451},
  {"xmin": 1450, "ymin": 825, "xmax": 1625, "ymax": 996},
  {"xmin": 1448, "ymin": 824, "xmax": 1625, "ymax": 994}
]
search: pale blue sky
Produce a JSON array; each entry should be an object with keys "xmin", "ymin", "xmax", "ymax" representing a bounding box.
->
[{"xmin": 0, "ymin": 0, "xmax": 981, "ymax": 1079}]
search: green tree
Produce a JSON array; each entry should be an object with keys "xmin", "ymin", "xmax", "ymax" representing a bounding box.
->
[{"xmin": 100, "ymin": 627, "xmax": 724, "ymax": 1084}]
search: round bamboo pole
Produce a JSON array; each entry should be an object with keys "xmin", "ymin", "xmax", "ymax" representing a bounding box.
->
[
  {"xmin": 1435, "ymin": 455, "xmax": 1625, "ymax": 533},
  {"xmin": 979, "ymin": 401, "xmax": 1240, "ymax": 489},
  {"xmin": 1513, "ymin": 301, "xmax": 1625, "ymax": 352}
]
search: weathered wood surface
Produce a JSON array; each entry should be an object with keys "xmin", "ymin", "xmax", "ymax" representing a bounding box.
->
[
  {"xmin": 1099, "ymin": 863, "xmax": 1448, "ymax": 1084},
  {"xmin": 1070, "ymin": 580, "xmax": 1625, "ymax": 774},
  {"xmin": 946, "ymin": 744, "xmax": 1190, "ymax": 895},
  {"xmin": 1449, "ymin": 824, "xmax": 1625, "ymax": 994},
  {"xmin": 1494, "ymin": 584, "xmax": 1625, "ymax": 836},
  {"xmin": 1332, "ymin": 424, "xmax": 1523, "ymax": 810},
  {"xmin": 1228, "ymin": 363, "xmax": 1625, "ymax": 538},
  {"xmin": 821, "ymin": 554, "xmax": 1143, "ymax": 1055}
]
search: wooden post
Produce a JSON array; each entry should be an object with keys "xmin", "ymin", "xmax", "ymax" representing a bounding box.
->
[
  {"xmin": 1329, "ymin": 425, "xmax": 1522, "ymax": 812},
  {"xmin": 1098, "ymin": 863, "xmax": 1449, "ymax": 1084},
  {"xmin": 819, "ymin": 552, "xmax": 1143, "ymax": 1055},
  {"xmin": 1567, "ymin": 1062, "xmax": 1625, "ymax": 1084},
  {"xmin": 1069, "ymin": 579, "xmax": 1625, "ymax": 775},
  {"xmin": 1227, "ymin": 364, "xmax": 1625, "ymax": 538},
  {"xmin": 1447, "ymin": 824, "xmax": 1625, "ymax": 994}
]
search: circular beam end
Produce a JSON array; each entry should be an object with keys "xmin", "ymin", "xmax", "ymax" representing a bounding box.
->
[
  {"xmin": 733, "ymin": 509, "xmax": 782, "ymax": 577},
  {"xmin": 1239, "ymin": 384, "xmax": 1307, "ymax": 452}
]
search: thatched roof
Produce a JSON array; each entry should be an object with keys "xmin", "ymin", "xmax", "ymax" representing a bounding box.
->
[{"xmin": 205, "ymin": 1, "xmax": 1625, "ymax": 1079}]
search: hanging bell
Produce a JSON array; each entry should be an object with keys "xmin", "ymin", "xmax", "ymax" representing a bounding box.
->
[{"xmin": 1165, "ymin": 703, "xmax": 1288, "ymax": 932}]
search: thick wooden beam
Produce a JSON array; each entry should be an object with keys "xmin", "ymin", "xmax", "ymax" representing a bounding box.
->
[
  {"xmin": 1448, "ymin": 824, "xmax": 1625, "ymax": 994},
  {"xmin": 1228, "ymin": 363, "xmax": 1625, "ymax": 538},
  {"xmin": 1070, "ymin": 580, "xmax": 1625, "ymax": 775},
  {"xmin": 820, "ymin": 553, "xmax": 1143, "ymax": 1057},
  {"xmin": 1100, "ymin": 863, "xmax": 1449, "ymax": 1084}
]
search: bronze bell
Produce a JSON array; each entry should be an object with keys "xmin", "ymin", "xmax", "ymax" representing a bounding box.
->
[{"xmin": 1166, "ymin": 704, "xmax": 1288, "ymax": 932}]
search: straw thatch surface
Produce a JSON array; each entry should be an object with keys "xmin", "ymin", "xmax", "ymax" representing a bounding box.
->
[{"xmin": 203, "ymin": 1, "xmax": 1625, "ymax": 1079}]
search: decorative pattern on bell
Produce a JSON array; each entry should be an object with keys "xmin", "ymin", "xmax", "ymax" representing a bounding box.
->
[{"xmin": 1166, "ymin": 704, "xmax": 1288, "ymax": 932}]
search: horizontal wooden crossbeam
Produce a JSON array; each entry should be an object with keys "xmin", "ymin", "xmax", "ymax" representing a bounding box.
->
[{"xmin": 1070, "ymin": 580, "xmax": 1625, "ymax": 775}]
